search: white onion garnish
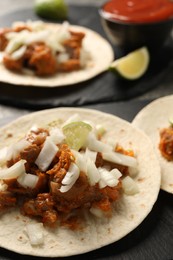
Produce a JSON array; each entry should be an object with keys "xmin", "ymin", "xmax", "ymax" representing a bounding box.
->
[
  {"xmin": 0, "ymin": 180, "xmax": 8, "ymax": 191},
  {"xmin": 62, "ymin": 113, "xmax": 81, "ymax": 127},
  {"xmin": 35, "ymin": 137, "xmax": 58, "ymax": 172},
  {"xmin": 87, "ymin": 132, "xmax": 112, "ymax": 153},
  {"xmin": 86, "ymin": 158, "xmax": 100, "ymax": 186},
  {"xmin": 122, "ymin": 176, "xmax": 139, "ymax": 195},
  {"xmin": 26, "ymin": 223, "xmax": 44, "ymax": 246},
  {"xmin": 98, "ymin": 167, "xmax": 122, "ymax": 188},
  {"xmin": 0, "ymin": 159, "xmax": 26, "ymax": 180},
  {"xmin": 57, "ymin": 53, "xmax": 70, "ymax": 63},
  {"xmin": 0, "ymin": 147, "xmax": 8, "ymax": 165},
  {"xmin": 7, "ymin": 139, "xmax": 30, "ymax": 161},
  {"xmin": 72, "ymin": 150, "xmax": 87, "ymax": 173},
  {"xmin": 49, "ymin": 128, "xmax": 65, "ymax": 144},
  {"xmin": 60, "ymin": 162, "xmax": 80, "ymax": 193},
  {"xmin": 11, "ymin": 45, "xmax": 27, "ymax": 60},
  {"xmin": 102, "ymin": 151, "xmax": 137, "ymax": 168},
  {"xmin": 25, "ymin": 30, "xmax": 50, "ymax": 45},
  {"xmin": 85, "ymin": 148, "xmax": 97, "ymax": 163},
  {"xmin": 17, "ymin": 173, "xmax": 39, "ymax": 189},
  {"xmin": 90, "ymin": 207, "xmax": 104, "ymax": 218}
]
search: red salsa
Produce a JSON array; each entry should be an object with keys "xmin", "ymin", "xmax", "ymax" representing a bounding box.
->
[{"xmin": 102, "ymin": 0, "xmax": 173, "ymax": 23}]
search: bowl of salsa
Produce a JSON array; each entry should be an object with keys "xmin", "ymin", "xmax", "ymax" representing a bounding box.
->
[{"xmin": 99, "ymin": 0, "xmax": 173, "ymax": 54}]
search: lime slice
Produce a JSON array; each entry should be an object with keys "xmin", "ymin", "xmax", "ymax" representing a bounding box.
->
[
  {"xmin": 34, "ymin": 0, "xmax": 68, "ymax": 20},
  {"xmin": 109, "ymin": 47, "xmax": 150, "ymax": 80},
  {"xmin": 62, "ymin": 121, "xmax": 92, "ymax": 151}
]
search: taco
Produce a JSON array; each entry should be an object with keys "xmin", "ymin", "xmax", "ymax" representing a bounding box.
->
[
  {"xmin": 0, "ymin": 108, "xmax": 160, "ymax": 256},
  {"xmin": 132, "ymin": 95, "xmax": 173, "ymax": 193},
  {"xmin": 0, "ymin": 20, "xmax": 114, "ymax": 87}
]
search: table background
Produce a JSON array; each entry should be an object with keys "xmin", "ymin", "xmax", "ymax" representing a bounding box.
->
[{"xmin": 0, "ymin": 1, "xmax": 173, "ymax": 260}]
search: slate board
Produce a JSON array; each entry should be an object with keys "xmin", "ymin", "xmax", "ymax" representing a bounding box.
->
[{"xmin": 0, "ymin": 5, "xmax": 173, "ymax": 109}]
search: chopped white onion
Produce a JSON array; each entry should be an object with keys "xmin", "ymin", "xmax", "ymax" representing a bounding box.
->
[
  {"xmin": 26, "ymin": 223, "xmax": 44, "ymax": 246},
  {"xmin": 102, "ymin": 151, "xmax": 137, "ymax": 168},
  {"xmin": 62, "ymin": 114, "xmax": 82, "ymax": 127},
  {"xmin": 57, "ymin": 21, "xmax": 71, "ymax": 43},
  {"xmin": 0, "ymin": 52, "xmax": 4, "ymax": 63},
  {"xmin": 87, "ymin": 133, "xmax": 112, "ymax": 153},
  {"xmin": 90, "ymin": 207, "xmax": 104, "ymax": 218},
  {"xmin": 5, "ymin": 30, "xmax": 29, "ymax": 54},
  {"xmin": 0, "ymin": 180, "xmax": 8, "ymax": 191},
  {"xmin": 49, "ymin": 128, "xmax": 65, "ymax": 144},
  {"xmin": 85, "ymin": 148, "xmax": 97, "ymax": 163},
  {"xmin": 11, "ymin": 45, "xmax": 27, "ymax": 60},
  {"xmin": 35, "ymin": 137, "xmax": 58, "ymax": 172},
  {"xmin": 7, "ymin": 139, "xmax": 30, "ymax": 161},
  {"xmin": 25, "ymin": 30, "xmax": 50, "ymax": 45},
  {"xmin": 0, "ymin": 159, "xmax": 26, "ymax": 180},
  {"xmin": 72, "ymin": 150, "xmax": 87, "ymax": 173},
  {"xmin": 0, "ymin": 147, "xmax": 8, "ymax": 165},
  {"xmin": 57, "ymin": 53, "xmax": 70, "ymax": 63},
  {"xmin": 98, "ymin": 167, "xmax": 121, "ymax": 188},
  {"xmin": 95, "ymin": 124, "xmax": 106, "ymax": 138},
  {"xmin": 60, "ymin": 162, "xmax": 80, "ymax": 193},
  {"xmin": 122, "ymin": 176, "xmax": 139, "ymax": 195},
  {"xmin": 17, "ymin": 173, "xmax": 39, "ymax": 189},
  {"xmin": 128, "ymin": 166, "xmax": 138, "ymax": 178},
  {"xmin": 86, "ymin": 158, "xmax": 100, "ymax": 186}
]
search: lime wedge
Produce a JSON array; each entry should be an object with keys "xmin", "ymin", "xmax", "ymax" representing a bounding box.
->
[
  {"xmin": 34, "ymin": 0, "xmax": 68, "ymax": 20},
  {"xmin": 109, "ymin": 47, "xmax": 150, "ymax": 80},
  {"xmin": 62, "ymin": 121, "xmax": 92, "ymax": 151}
]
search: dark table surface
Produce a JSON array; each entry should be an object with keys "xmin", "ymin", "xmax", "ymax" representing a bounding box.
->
[{"xmin": 0, "ymin": 3, "xmax": 173, "ymax": 260}]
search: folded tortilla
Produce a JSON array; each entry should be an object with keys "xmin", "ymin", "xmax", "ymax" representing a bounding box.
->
[
  {"xmin": 132, "ymin": 95, "xmax": 173, "ymax": 193},
  {"xmin": 0, "ymin": 108, "xmax": 160, "ymax": 256},
  {"xmin": 0, "ymin": 23, "xmax": 114, "ymax": 87}
]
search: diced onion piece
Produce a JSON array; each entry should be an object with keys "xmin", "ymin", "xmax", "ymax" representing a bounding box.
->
[
  {"xmin": 49, "ymin": 128, "xmax": 65, "ymax": 144},
  {"xmin": 62, "ymin": 113, "xmax": 82, "ymax": 127},
  {"xmin": 11, "ymin": 45, "xmax": 27, "ymax": 60},
  {"xmin": 60, "ymin": 163, "xmax": 80, "ymax": 193},
  {"xmin": 128, "ymin": 166, "xmax": 138, "ymax": 178},
  {"xmin": 57, "ymin": 53, "xmax": 70, "ymax": 63},
  {"xmin": 25, "ymin": 30, "xmax": 50, "ymax": 45},
  {"xmin": 0, "ymin": 180, "xmax": 8, "ymax": 191},
  {"xmin": 25, "ymin": 20, "xmax": 45, "ymax": 31},
  {"xmin": 85, "ymin": 148, "xmax": 97, "ymax": 163},
  {"xmin": 35, "ymin": 137, "xmax": 58, "ymax": 172},
  {"xmin": 98, "ymin": 167, "xmax": 121, "ymax": 188},
  {"xmin": 0, "ymin": 53, "xmax": 4, "ymax": 63},
  {"xmin": 122, "ymin": 176, "xmax": 139, "ymax": 195},
  {"xmin": 90, "ymin": 207, "xmax": 104, "ymax": 218},
  {"xmin": 0, "ymin": 159, "xmax": 26, "ymax": 180},
  {"xmin": 102, "ymin": 151, "xmax": 137, "ymax": 168},
  {"xmin": 5, "ymin": 30, "xmax": 29, "ymax": 54},
  {"xmin": 95, "ymin": 124, "xmax": 106, "ymax": 138},
  {"xmin": 7, "ymin": 139, "xmax": 30, "ymax": 161},
  {"xmin": 17, "ymin": 173, "xmax": 39, "ymax": 189},
  {"xmin": 72, "ymin": 150, "xmax": 87, "ymax": 173},
  {"xmin": 87, "ymin": 133, "xmax": 112, "ymax": 153},
  {"xmin": 26, "ymin": 223, "xmax": 44, "ymax": 246},
  {"xmin": 86, "ymin": 158, "xmax": 100, "ymax": 186},
  {"xmin": 0, "ymin": 147, "xmax": 8, "ymax": 165},
  {"xmin": 57, "ymin": 21, "xmax": 71, "ymax": 43}
]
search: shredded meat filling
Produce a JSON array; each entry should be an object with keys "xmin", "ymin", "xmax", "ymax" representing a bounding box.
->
[
  {"xmin": 159, "ymin": 126, "xmax": 173, "ymax": 161},
  {"xmin": 0, "ymin": 127, "xmax": 131, "ymax": 229},
  {"xmin": 1, "ymin": 24, "xmax": 86, "ymax": 76}
]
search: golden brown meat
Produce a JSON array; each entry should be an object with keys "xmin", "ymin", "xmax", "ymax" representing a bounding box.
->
[
  {"xmin": 159, "ymin": 126, "xmax": 173, "ymax": 161},
  {"xmin": 3, "ymin": 54, "xmax": 23, "ymax": 71},
  {"xmin": 0, "ymin": 28, "xmax": 12, "ymax": 51},
  {"xmin": 26, "ymin": 43, "xmax": 57, "ymax": 76}
]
